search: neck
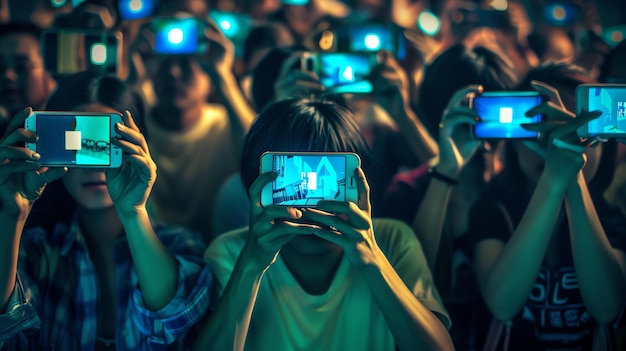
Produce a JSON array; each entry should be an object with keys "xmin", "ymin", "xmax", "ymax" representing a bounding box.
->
[
  {"xmin": 77, "ymin": 206, "xmax": 123, "ymax": 255},
  {"xmin": 280, "ymin": 240, "xmax": 344, "ymax": 295},
  {"xmin": 152, "ymin": 103, "xmax": 203, "ymax": 133}
]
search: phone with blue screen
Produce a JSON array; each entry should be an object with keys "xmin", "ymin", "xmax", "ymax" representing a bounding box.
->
[
  {"xmin": 471, "ymin": 91, "xmax": 544, "ymax": 139},
  {"xmin": 541, "ymin": 0, "xmax": 581, "ymax": 26},
  {"xmin": 25, "ymin": 112, "xmax": 123, "ymax": 168},
  {"xmin": 576, "ymin": 84, "xmax": 626, "ymax": 138},
  {"xmin": 209, "ymin": 10, "xmax": 251, "ymax": 57},
  {"xmin": 344, "ymin": 24, "xmax": 406, "ymax": 59},
  {"xmin": 118, "ymin": 0, "xmax": 157, "ymax": 20},
  {"xmin": 152, "ymin": 17, "xmax": 207, "ymax": 55},
  {"xmin": 306, "ymin": 52, "xmax": 377, "ymax": 94}
]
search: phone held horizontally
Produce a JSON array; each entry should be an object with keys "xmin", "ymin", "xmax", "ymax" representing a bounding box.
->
[
  {"xmin": 260, "ymin": 152, "xmax": 361, "ymax": 208},
  {"xmin": 470, "ymin": 91, "xmax": 544, "ymax": 139},
  {"xmin": 25, "ymin": 111, "xmax": 123, "ymax": 168},
  {"xmin": 576, "ymin": 84, "xmax": 626, "ymax": 139}
]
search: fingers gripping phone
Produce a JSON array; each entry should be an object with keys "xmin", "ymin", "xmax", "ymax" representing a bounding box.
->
[
  {"xmin": 471, "ymin": 91, "xmax": 544, "ymax": 139},
  {"xmin": 576, "ymin": 84, "xmax": 626, "ymax": 138},
  {"xmin": 260, "ymin": 152, "xmax": 361, "ymax": 207},
  {"xmin": 25, "ymin": 112, "xmax": 123, "ymax": 168}
]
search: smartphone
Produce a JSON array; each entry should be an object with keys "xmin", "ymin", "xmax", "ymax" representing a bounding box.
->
[
  {"xmin": 118, "ymin": 0, "xmax": 157, "ymax": 20},
  {"xmin": 260, "ymin": 152, "xmax": 361, "ymax": 207},
  {"xmin": 209, "ymin": 10, "xmax": 251, "ymax": 43},
  {"xmin": 305, "ymin": 52, "xmax": 377, "ymax": 94},
  {"xmin": 541, "ymin": 0, "xmax": 581, "ymax": 27},
  {"xmin": 471, "ymin": 91, "xmax": 544, "ymax": 139},
  {"xmin": 151, "ymin": 17, "xmax": 208, "ymax": 55},
  {"xmin": 41, "ymin": 28, "xmax": 122, "ymax": 76},
  {"xmin": 338, "ymin": 24, "xmax": 406, "ymax": 59},
  {"xmin": 576, "ymin": 84, "xmax": 626, "ymax": 138},
  {"xmin": 281, "ymin": 0, "xmax": 310, "ymax": 5},
  {"xmin": 25, "ymin": 112, "xmax": 123, "ymax": 168}
]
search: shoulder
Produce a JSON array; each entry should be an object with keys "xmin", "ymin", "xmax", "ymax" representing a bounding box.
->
[
  {"xmin": 372, "ymin": 218, "xmax": 425, "ymax": 265},
  {"xmin": 204, "ymin": 226, "xmax": 249, "ymax": 263}
]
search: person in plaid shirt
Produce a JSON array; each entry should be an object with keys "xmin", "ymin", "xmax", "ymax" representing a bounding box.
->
[{"xmin": 0, "ymin": 73, "xmax": 212, "ymax": 350}]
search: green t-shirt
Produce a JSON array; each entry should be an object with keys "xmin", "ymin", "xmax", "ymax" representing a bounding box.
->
[{"xmin": 204, "ymin": 218, "xmax": 450, "ymax": 351}]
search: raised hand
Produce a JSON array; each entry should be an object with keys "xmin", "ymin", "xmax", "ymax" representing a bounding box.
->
[
  {"xmin": 0, "ymin": 108, "xmax": 66, "ymax": 217},
  {"xmin": 436, "ymin": 85, "xmax": 483, "ymax": 178},
  {"xmin": 274, "ymin": 53, "xmax": 325, "ymax": 102},
  {"xmin": 300, "ymin": 168, "xmax": 383, "ymax": 267},
  {"xmin": 105, "ymin": 111, "xmax": 156, "ymax": 217},
  {"xmin": 244, "ymin": 172, "xmax": 317, "ymax": 272}
]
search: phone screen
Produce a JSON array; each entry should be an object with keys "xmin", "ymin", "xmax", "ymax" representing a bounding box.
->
[
  {"xmin": 118, "ymin": 0, "xmax": 157, "ymax": 20},
  {"xmin": 270, "ymin": 154, "xmax": 349, "ymax": 206},
  {"xmin": 314, "ymin": 53, "xmax": 375, "ymax": 94},
  {"xmin": 42, "ymin": 29, "xmax": 120, "ymax": 75},
  {"xmin": 33, "ymin": 114, "xmax": 115, "ymax": 166},
  {"xmin": 348, "ymin": 25, "xmax": 406, "ymax": 59},
  {"xmin": 473, "ymin": 92, "xmax": 543, "ymax": 139},
  {"xmin": 153, "ymin": 17, "xmax": 205, "ymax": 55},
  {"xmin": 584, "ymin": 87, "xmax": 626, "ymax": 135}
]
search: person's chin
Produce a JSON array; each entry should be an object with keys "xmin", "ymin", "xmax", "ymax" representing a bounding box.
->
[{"xmin": 286, "ymin": 235, "xmax": 336, "ymax": 255}]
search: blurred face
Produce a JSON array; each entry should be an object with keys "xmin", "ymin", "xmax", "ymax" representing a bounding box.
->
[
  {"xmin": 146, "ymin": 55, "xmax": 210, "ymax": 109},
  {"xmin": 0, "ymin": 33, "xmax": 52, "ymax": 116},
  {"xmin": 62, "ymin": 103, "xmax": 118, "ymax": 210}
]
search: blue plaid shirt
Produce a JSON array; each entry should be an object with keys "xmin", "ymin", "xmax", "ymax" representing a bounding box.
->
[{"xmin": 0, "ymin": 218, "xmax": 213, "ymax": 351}]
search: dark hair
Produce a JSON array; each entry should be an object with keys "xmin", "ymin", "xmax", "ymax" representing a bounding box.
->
[
  {"xmin": 26, "ymin": 71, "xmax": 140, "ymax": 231},
  {"xmin": 418, "ymin": 44, "xmax": 518, "ymax": 138},
  {"xmin": 240, "ymin": 98, "xmax": 370, "ymax": 192},
  {"xmin": 250, "ymin": 45, "xmax": 307, "ymax": 111},
  {"xmin": 599, "ymin": 39, "xmax": 626, "ymax": 83},
  {"xmin": 243, "ymin": 22, "xmax": 295, "ymax": 67},
  {"xmin": 0, "ymin": 22, "xmax": 42, "ymax": 41}
]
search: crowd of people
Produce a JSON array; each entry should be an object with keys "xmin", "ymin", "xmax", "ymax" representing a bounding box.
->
[{"xmin": 0, "ymin": 0, "xmax": 625, "ymax": 350}]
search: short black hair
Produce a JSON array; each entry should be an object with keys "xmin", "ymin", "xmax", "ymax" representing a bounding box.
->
[
  {"xmin": 0, "ymin": 22, "xmax": 42, "ymax": 41},
  {"xmin": 240, "ymin": 98, "xmax": 370, "ymax": 192},
  {"xmin": 418, "ymin": 44, "xmax": 518, "ymax": 138}
]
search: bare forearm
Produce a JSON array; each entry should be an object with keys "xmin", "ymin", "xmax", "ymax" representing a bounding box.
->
[
  {"xmin": 480, "ymin": 175, "xmax": 565, "ymax": 321},
  {"xmin": 0, "ymin": 214, "xmax": 25, "ymax": 313},
  {"xmin": 395, "ymin": 108, "xmax": 439, "ymax": 163},
  {"xmin": 212, "ymin": 71, "xmax": 255, "ymax": 158},
  {"xmin": 193, "ymin": 253, "xmax": 265, "ymax": 351},
  {"xmin": 412, "ymin": 179, "xmax": 454, "ymax": 270},
  {"xmin": 359, "ymin": 251, "xmax": 454, "ymax": 350},
  {"xmin": 566, "ymin": 173, "xmax": 626, "ymax": 322},
  {"xmin": 121, "ymin": 210, "xmax": 178, "ymax": 311}
]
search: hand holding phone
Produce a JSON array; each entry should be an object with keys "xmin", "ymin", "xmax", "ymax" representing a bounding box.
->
[
  {"xmin": 0, "ymin": 108, "xmax": 67, "ymax": 208},
  {"xmin": 576, "ymin": 84, "xmax": 626, "ymax": 138},
  {"xmin": 260, "ymin": 152, "xmax": 361, "ymax": 207},
  {"xmin": 25, "ymin": 111, "xmax": 123, "ymax": 168},
  {"xmin": 471, "ymin": 91, "xmax": 544, "ymax": 139}
]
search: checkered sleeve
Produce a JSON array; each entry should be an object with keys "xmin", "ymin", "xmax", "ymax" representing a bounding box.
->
[{"xmin": 131, "ymin": 255, "xmax": 213, "ymax": 344}]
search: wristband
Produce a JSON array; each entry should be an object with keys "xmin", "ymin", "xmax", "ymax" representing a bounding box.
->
[{"xmin": 428, "ymin": 167, "xmax": 459, "ymax": 186}]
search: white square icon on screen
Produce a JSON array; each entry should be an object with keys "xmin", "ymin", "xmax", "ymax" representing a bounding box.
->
[
  {"xmin": 499, "ymin": 107, "xmax": 513, "ymax": 123},
  {"xmin": 65, "ymin": 131, "xmax": 82, "ymax": 151}
]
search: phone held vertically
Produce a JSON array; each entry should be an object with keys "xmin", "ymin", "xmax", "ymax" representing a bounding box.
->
[
  {"xmin": 151, "ymin": 16, "xmax": 208, "ymax": 55},
  {"xmin": 260, "ymin": 152, "xmax": 361, "ymax": 208},
  {"xmin": 576, "ymin": 84, "xmax": 626, "ymax": 138},
  {"xmin": 25, "ymin": 111, "xmax": 123, "ymax": 168},
  {"xmin": 471, "ymin": 91, "xmax": 544, "ymax": 139},
  {"xmin": 41, "ymin": 28, "xmax": 122, "ymax": 76}
]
